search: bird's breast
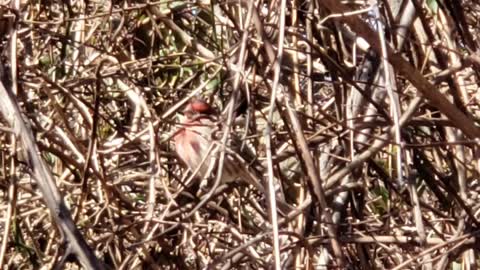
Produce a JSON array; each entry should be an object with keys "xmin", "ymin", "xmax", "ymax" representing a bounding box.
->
[{"xmin": 174, "ymin": 123, "xmax": 213, "ymax": 178}]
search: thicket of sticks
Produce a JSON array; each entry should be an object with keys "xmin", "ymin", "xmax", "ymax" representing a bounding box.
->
[{"xmin": 0, "ymin": 0, "xmax": 479, "ymax": 269}]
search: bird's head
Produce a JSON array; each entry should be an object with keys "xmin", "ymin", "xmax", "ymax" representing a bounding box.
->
[{"xmin": 183, "ymin": 99, "xmax": 215, "ymax": 120}]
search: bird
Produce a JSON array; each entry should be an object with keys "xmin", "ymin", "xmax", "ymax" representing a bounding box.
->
[
  {"xmin": 173, "ymin": 98, "xmax": 253, "ymax": 185},
  {"xmin": 173, "ymin": 98, "xmax": 292, "ymax": 214}
]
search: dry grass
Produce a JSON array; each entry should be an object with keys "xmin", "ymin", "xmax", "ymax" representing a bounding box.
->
[{"xmin": 0, "ymin": 0, "xmax": 480, "ymax": 269}]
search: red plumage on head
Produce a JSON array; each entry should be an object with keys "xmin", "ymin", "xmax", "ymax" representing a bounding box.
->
[{"xmin": 183, "ymin": 99, "xmax": 215, "ymax": 118}]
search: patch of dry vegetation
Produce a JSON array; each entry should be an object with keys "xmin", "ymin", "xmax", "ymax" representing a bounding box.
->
[{"xmin": 0, "ymin": 0, "xmax": 480, "ymax": 269}]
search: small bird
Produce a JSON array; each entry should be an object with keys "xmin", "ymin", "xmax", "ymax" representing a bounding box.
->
[
  {"xmin": 173, "ymin": 98, "xmax": 252, "ymax": 184},
  {"xmin": 173, "ymin": 99, "xmax": 292, "ymax": 214}
]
